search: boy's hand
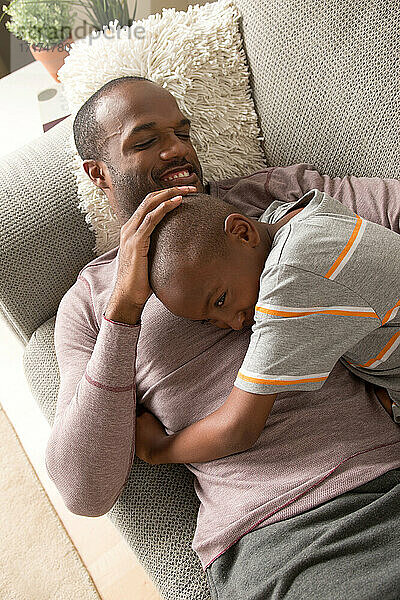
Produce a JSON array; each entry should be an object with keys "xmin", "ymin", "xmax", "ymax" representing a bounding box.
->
[
  {"xmin": 135, "ymin": 410, "xmax": 169, "ymax": 464},
  {"xmin": 373, "ymin": 385, "xmax": 393, "ymax": 417}
]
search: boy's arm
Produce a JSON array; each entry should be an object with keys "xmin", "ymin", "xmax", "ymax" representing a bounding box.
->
[{"xmin": 135, "ymin": 388, "xmax": 277, "ymax": 464}]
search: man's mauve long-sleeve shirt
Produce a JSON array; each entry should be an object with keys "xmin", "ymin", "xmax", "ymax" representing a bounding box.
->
[{"xmin": 45, "ymin": 164, "xmax": 400, "ymax": 570}]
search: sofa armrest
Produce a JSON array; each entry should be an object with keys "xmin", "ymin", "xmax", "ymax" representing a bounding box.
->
[{"xmin": 0, "ymin": 117, "xmax": 96, "ymax": 345}]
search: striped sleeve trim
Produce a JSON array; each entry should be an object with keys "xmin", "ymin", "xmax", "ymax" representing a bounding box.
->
[
  {"xmin": 348, "ymin": 330, "xmax": 400, "ymax": 369},
  {"xmin": 84, "ymin": 371, "xmax": 134, "ymax": 392},
  {"xmin": 255, "ymin": 304, "xmax": 379, "ymax": 319},
  {"xmin": 236, "ymin": 368, "xmax": 330, "ymax": 386},
  {"xmin": 382, "ymin": 300, "xmax": 400, "ymax": 324},
  {"xmin": 103, "ymin": 312, "xmax": 140, "ymax": 328},
  {"xmin": 324, "ymin": 215, "xmax": 366, "ymax": 280}
]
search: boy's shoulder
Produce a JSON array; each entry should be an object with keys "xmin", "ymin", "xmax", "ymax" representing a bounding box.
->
[
  {"xmin": 261, "ymin": 190, "xmax": 356, "ymax": 273},
  {"xmin": 260, "ymin": 189, "xmax": 400, "ymax": 305},
  {"xmin": 260, "ymin": 189, "xmax": 355, "ymax": 225}
]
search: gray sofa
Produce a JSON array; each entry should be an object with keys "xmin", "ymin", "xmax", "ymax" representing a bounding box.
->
[{"xmin": 0, "ymin": 1, "xmax": 399, "ymax": 598}]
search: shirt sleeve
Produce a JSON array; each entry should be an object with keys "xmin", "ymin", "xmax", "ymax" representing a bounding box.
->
[
  {"xmin": 268, "ymin": 164, "xmax": 400, "ymax": 234},
  {"xmin": 45, "ymin": 275, "xmax": 140, "ymax": 517},
  {"xmin": 234, "ymin": 264, "xmax": 381, "ymax": 395}
]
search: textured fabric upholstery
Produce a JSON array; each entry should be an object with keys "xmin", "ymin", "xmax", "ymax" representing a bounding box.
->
[
  {"xmin": 22, "ymin": 318, "xmax": 210, "ymax": 599},
  {"xmin": 0, "ymin": 116, "xmax": 96, "ymax": 344},
  {"xmin": 2, "ymin": 1, "xmax": 399, "ymax": 598},
  {"xmin": 235, "ymin": 0, "xmax": 400, "ymax": 179}
]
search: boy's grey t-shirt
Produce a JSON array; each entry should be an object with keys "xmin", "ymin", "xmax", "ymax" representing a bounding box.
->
[{"xmin": 234, "ymin": 189, "xmax": 400, "ymax": 408}]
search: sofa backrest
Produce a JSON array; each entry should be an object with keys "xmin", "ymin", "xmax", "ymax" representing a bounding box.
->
[
  {"xmin": 1, "ymin": 0, "xmax": 398, "ymax": 343},
  {"xmin": 235, "ymin": 0, "xmax": 399, "ymax": 179},
  {"xmin": 0, "ymin": 118, "xmax": 95, "ymax": 344}
]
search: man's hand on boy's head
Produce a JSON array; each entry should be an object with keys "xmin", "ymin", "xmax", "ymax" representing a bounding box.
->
[{"xmin": 105, "ymin": 186, "xmax": 196, "ymax": 325}]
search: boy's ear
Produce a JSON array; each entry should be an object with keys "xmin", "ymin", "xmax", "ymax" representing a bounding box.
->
[{"xmin": 224, "ymin": 213, "xmax": 260, "ymax": 247}]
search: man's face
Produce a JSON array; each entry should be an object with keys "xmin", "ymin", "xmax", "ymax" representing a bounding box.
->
[
  {"xmin": 157, "ymin": 248, "xmax": 260, "ymax": 331},
  {"xmin": 97, "ymin": 81, "xmax": 204, "ymax": 222}
]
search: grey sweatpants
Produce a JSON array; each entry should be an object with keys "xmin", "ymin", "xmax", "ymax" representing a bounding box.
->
[{"xmin": 206, "ymin": 469, "xmax": 400, "ymax": 600}]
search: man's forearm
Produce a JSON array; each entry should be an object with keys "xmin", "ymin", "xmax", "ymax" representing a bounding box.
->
[
  {"xmin": 46, "ymin": 283, "xmax": 141, "ymax": 517},
  {"xmin": 105, "ymin": 291, "xmax": 144, "ymax": 326}
]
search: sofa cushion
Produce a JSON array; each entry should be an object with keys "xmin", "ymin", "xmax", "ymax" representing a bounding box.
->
[
  {"xmin": 0, "ymin": 118, "xmax": 96, "ymax": 344},
  {"xmin": 235, "ymin": 0, "xmax": 400, "ymax": 179},
  {"xmin": 58, "ymin": 0, "xmax": 267, "ymax": 256},
  {"xmin": 22, "ymin": 316, "xmax": 211, "ymax": 599}
]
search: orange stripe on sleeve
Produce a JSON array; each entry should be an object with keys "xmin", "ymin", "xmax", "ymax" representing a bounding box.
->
[
  {"xmin": 382, "ymin": 299, "xmax": 400, "ymax": 325},
  {"xmin": 255, "ymin": 306, "xmax": 378, "ymax": 319},
  {"xmin": 237, "ymin": 372, "xmax": 328, "ymax": 386},
  {"xmin": 324, "ymin": 216, "xmax": 362, "ymax": 279},
  {"xmin": 349, "ymin": 330, "xmax": 400, "ymax": 368}
]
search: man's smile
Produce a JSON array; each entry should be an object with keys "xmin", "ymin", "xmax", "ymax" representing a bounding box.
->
[{"xmin": 157, "ymin": 164, "xmax": 200, "ymax": 188}]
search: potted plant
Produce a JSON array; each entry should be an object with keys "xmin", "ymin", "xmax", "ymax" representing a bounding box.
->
[
  {"xmin": 1, "ymin": 1, "xmax": 75, "ymax": 81},
  {"xmin": 75, "ymin": 0, "xmax": 137, "ymax": 31},
  {"xmin": 1, "ymin": 1, "xmax": 138, "ymax": 81}
]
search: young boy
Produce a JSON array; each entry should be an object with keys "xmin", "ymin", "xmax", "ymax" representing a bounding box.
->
[{"xmin": 136, "ymin": 189, "xmax": 400, "ymax": 465}]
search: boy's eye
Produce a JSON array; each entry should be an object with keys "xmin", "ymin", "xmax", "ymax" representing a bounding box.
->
[{"xmin": 215, "ymin": 292, "xmax": 226, "ymax": 308}]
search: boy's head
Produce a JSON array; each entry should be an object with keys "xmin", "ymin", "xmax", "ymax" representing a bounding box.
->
[{"xmin": 148, "ymin": 193, "xmax": 268, "ymax": 330}]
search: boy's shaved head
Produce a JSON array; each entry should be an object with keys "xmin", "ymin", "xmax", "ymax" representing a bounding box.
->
[{"xmin": 148, "ymin": 193, "xmax": 236, "ymax": 296}]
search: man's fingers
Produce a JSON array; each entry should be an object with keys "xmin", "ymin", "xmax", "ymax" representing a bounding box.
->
[
  {"xmin": 136, "ymin": 195, "xmax": 182, "ymax": 238},
  {"xmin": 122, "ymin": 186, "xmax": 196, "ymax": 234}
]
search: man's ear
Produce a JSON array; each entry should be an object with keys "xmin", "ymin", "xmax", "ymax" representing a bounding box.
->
[
  {"xmin": 224, "ymin": 213, "xmax": 260, "ymax": 247},
  {"xmin": 83, "ymin": 160, "xmax": 111, "ymax": 191}
]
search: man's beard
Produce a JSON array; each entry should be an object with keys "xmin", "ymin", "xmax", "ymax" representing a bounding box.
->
[
  {"xmin": 107, "ymin": 164, "xmax": 154, "ymax": 221},
  {"xmin": 107, "ymin": 160, "xmax": 204, "ymax": 222}
]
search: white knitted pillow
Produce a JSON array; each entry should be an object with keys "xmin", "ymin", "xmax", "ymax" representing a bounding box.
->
[{"xmin": 58, "ymin": 0, "xmax": 267, "ymax": 256}]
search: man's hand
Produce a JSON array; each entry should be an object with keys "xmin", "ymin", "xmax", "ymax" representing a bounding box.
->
[
  {"xmin": 135, "ymin": 410, "xmax": 169, "ymax": 464},
  {"xmin": 105, "ymin": 185, "xmax": 197, "ymax": 325}
]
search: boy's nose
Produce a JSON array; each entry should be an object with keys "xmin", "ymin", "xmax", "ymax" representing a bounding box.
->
[
  {"xmin": 230, "ymin": 311, "xmax": 246, "ymax": 330},
  {"xmin": 211, "ymin": 311, "xmax": 246, "ymax": 330}
]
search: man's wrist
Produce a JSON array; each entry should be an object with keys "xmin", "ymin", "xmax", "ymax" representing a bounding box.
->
[{"xmin": 105, "ymin": 297, "xmax": 143, "ymax": 326}]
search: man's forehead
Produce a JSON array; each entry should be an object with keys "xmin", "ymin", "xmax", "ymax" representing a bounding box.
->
[{"xmin": 96, "ymin": 82, "xmax": 183, "ymax": 136}]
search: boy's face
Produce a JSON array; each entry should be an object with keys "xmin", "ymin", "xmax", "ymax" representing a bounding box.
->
[{"xmin": 157, "ymin": 244, "xmax": 262, "ymax": 330}]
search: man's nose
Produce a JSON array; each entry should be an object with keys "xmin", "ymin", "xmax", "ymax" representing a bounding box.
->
[{"xmin": 159, "ymin": 134, "xmax": 187, "ymax": 160}]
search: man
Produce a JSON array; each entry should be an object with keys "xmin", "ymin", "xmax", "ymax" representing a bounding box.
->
[{"xmin": 46, "ymin": 76, "xmax": 400, "ymax": 599}]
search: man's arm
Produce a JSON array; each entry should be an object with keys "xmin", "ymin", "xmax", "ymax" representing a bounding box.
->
[
  {"xmin": 268, "ymin": 164, "xmax": 400, "ymax": 233},
  {"xmin": 46, "ymin": 187, "xmax": 194, "ymax": 516},
  {"xmin": 45, "ymin": 279, "xmax": 141, "ymax": 517},
  {"xmin": 135, "ymin": 388, "xmax": 276, "ymax": 464}
]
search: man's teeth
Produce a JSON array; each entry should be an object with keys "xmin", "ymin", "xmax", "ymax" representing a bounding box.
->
[{"xmin": 162, "ymin": 170, "xmax": 190, "ymax": 182}]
